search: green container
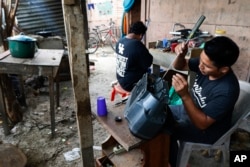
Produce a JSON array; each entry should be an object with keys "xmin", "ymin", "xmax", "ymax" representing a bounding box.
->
[{"xmin": 7, "ymin": 33, "xmax": 37, "ymax": 58}]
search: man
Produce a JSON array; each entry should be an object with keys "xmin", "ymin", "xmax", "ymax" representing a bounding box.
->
[
  {"xmin": 168, "ymin": 36, "xmax": 240, "ymax": 166},
  {"xmin": 115, "ymin": 21, "xmax": 153, "ymax": 92}
]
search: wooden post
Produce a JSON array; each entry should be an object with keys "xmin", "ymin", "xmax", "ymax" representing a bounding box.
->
[
  {"xmin": 0, "ymin": 75, "xmax": 10, "ymax": 135},
  {"xmin": 0, "ymin": 0, "xmax": 23, "ymax": 129},
  {"xmin": 61, "ymin": 0, "xmax": 94, "ymax": 166},
  {"xmin": 127, "ymin": 0, "xmax": 141, "ymax": 25}
]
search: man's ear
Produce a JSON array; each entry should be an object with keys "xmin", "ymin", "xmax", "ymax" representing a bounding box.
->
[
  {"xmin": 139, "ymin": 34, "xmax": 143, "ymax": 39},
  {"xmin": 220, "ymin": 66, "xmax": 230, "ymax": 74}
]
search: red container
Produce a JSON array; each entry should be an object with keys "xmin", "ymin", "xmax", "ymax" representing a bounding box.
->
[{"xmin": 171, "ymin": 43, "xmax": 178, "ymax": 52}]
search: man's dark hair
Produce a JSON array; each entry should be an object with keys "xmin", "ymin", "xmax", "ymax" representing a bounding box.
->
[
  {"xmin": 204, "ymin": 36, "xmax": 240, "ymax": 68},
  {"xmin": 129, "ymin": 21, "xmax": 147, "ymax": 35}
]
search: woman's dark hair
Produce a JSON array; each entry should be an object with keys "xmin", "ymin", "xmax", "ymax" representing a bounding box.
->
[
  {"xmin": 129, "ymin": 21, "xmax": 147, "ymax": 35},
  {"xmin": 204, "ymin": 36, "xmax": 240, "ymax": 68}
]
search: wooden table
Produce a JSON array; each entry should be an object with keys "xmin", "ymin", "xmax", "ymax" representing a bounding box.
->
[
  {"xmin": 94, "ymin": 104, "xmax": 170, "ymax": 167},
  {"xmin": 0, "ymin": 49, "xmax": 64, "ymax": 137},
  {"xmin": 150, "ymin": 49, "xmax": 177, "ymax": 76}
]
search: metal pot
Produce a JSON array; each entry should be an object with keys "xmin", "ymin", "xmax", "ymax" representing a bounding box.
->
[
  {"xmin": 36, "ymin": 30, "xmax": 53, "ymax": 37},
  {"xmin": 7, "ymin": 33, "xmax": 37, "ymax": 58}
]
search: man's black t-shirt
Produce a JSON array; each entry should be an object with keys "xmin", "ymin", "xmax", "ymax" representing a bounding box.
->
[
  {"xmin": 115, "ymin": 37, "xmax": 153, "ymax": 91},
  {"xmin": 189, "ymin": 58, "xmax": 240, "ymax": 142}
]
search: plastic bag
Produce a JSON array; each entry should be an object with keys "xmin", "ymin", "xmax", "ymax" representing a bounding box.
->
[{"xmin": 168, "ymin": 86, "xmax": 183, "ymax": 105}]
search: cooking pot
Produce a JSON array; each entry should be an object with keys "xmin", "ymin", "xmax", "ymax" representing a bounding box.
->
[
  {"xmin": 7, "ymin": 33, "xmax": 37, "ymax": 58},
  {"xmin": 36, "ymin": 30, "xmax": 53, "ymax": 37}
]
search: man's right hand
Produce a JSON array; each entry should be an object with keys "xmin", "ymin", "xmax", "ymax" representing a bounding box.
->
[
  {"xmin": 174, "ymin": 42, "xmax": 188, "ymax": 57},
  {"xmin": 172, "ymin": 42, "xmax": 189, "ymax": 71}
]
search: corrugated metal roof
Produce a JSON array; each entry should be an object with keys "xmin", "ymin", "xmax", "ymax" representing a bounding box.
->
[{"xmin": 16, "ymin": 0, "xmax": 65, "ymax": 36}]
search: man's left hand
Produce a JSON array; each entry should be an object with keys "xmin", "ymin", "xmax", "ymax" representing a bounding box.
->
[{"xmin": 172, "ymin": 74, "xmax": 189, "ymax": 98}]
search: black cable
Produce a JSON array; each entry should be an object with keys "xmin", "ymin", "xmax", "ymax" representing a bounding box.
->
[{"xmin": 100, "ymin": 151, "xmax": 115, "ymax": 167}]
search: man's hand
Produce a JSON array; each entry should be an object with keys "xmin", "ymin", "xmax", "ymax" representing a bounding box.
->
[
  {"xmin": 174, "ymin": 42, "xmax": 188, "ymax": 57},
  {"xmin": 172, "ymin": 73, "xmax": 215, "ymax": 130},
  {"xmin": 172, "ymin": 74, "xmax": 189, "ymax": 99},
  {"xmin": 172, "ymin": 42, "xmax": 189, "ymax": 71}
]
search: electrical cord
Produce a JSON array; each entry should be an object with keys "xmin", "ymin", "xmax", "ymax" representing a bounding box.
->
[
  {"xmin": 100, "ymin": 145, "xmax": 127, "ymax": 167},
  {"xmin": 100, "ymin": 151, "xmax": 115, "ymax": 167}
]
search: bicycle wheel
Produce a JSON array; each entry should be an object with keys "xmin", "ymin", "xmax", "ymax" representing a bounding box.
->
[
  {"xmin": 87, "ymin": 37, "xmax": 98, "ymax": 54},
  {"xmin": 109, "ymin": 34, "xmax": 119, "ymax": 51},
  {"xmin": 89, "ymin": 32, "xmax": 98, "ymax": 40}
]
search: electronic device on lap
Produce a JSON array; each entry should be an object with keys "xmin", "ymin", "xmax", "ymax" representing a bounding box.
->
[{"xmin": 124, "ymin": 73, "xmax": 169, "ymax": 140}]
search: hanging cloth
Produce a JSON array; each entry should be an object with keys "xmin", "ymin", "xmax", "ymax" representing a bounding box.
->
[
  {"xmin": 121, "ymin": 0, "xmax": 135, "ymax": 37},
  {"xmin": 121, "ymin": 12, "xmax": 128, "ymax": 36},
  {"xmin": 123, "ymin": 0, "xmax": 135, "ymax": 12}
]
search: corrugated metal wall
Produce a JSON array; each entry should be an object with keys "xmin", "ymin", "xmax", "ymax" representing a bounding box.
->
[
  {"xmin": 15, "ymin": 0, "xmax": 65, "ymax": 36},
  {"xmin": 15, "ymin": 0, "xmax": 123, "ymax": 37}
]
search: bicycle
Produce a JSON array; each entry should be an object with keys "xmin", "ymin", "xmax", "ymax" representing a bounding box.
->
[{"xmin": 87, "ymin": 19, "xmax": 120, "ymax": 54}]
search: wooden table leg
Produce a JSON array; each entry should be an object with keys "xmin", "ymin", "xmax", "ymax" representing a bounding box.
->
[
  {"xmin": 49, "ymin": 75, "xmax": 55, "ymax": 137},
  {"xmin": 55, "ymin": 75, "xmax": 60, "ymax": 108},
  {"xmin": 140, "ymin": 133, "xmax": 170, "ymax": 167},
  {"xmin": 0, "ymin": 80, "xmax": 10, "ymax": 135}
]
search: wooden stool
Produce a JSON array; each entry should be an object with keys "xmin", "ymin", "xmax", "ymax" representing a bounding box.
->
[{"xmin": 0, "ymin": 143, "xmax": 27, "ymax": 167}]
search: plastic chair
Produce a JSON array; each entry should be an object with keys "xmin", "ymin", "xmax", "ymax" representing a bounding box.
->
[{"xmin": 176, "ymin": 80, "xmax": 250, "ymax": 167}]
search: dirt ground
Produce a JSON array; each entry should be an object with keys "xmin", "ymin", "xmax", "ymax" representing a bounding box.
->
[{"xmin": 0, "ymin": 47, "xmax": 116, "ymax": 167}]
